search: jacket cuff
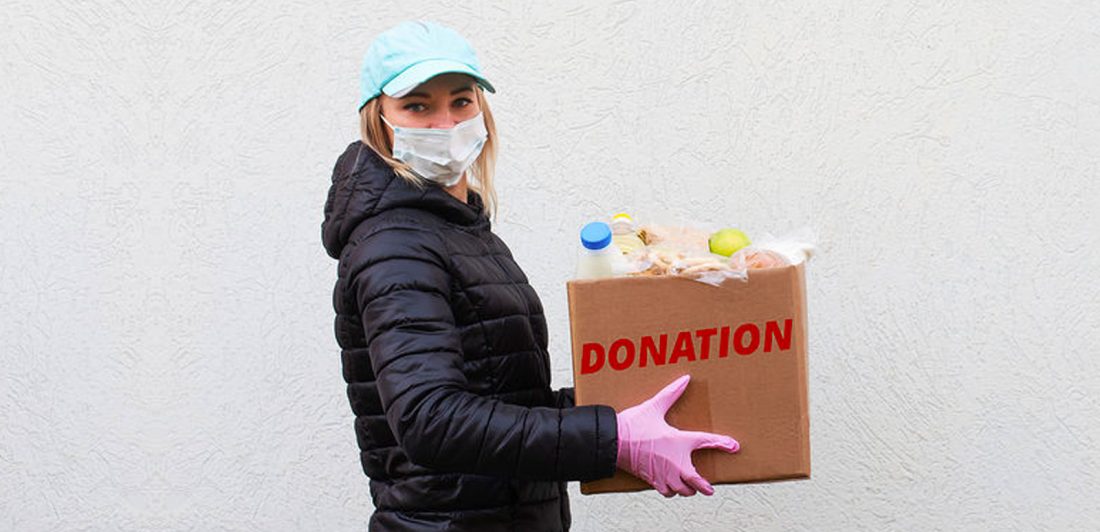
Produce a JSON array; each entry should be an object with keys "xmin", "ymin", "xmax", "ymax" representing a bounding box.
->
[{"xmin": 592, "ymin": 404, "xmax": 619, "ymax": 480}]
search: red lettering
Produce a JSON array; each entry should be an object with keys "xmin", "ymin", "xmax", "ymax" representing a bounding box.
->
[
  {"xmin": 581, "ymin": 343, "xmax": 605, "ymax": 374},
  {"xmin": 581, "ymin": 318, "xmax": 794, "ymax": 373},
  {"xmin": 639, "ymin": 334, "xmax": 668, "ymax": 368},
  {"xmin": 765, "ymin": 319, "xmax": 793, "ymax": 352},
  {"xmin": 608, "ymin": 338, "xmax": 636, "ymax": 371},
  {"xmin": 695, "ymin": 328, "xmax": 717, "ymax": 360},
  {"xmin": 669, "ymin": 331, "xmax": 696, "ymax": 364},
  {"xmin": 734, "ymin": 324, "xmax": 760, "ymax": 355},
  {"xmin": 719, "ymin": 326, "xmax": 731, "ymax": 358}
]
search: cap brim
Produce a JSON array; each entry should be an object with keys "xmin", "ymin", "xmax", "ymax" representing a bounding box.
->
[{"xmin": 382, "ymin": 59, "xmax": 496, "ymax": 98}]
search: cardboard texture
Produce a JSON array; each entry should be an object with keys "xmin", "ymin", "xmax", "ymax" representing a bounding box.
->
[{"xmin": 566, "ymin": 262, "xmax": 810, "ymax": 495}]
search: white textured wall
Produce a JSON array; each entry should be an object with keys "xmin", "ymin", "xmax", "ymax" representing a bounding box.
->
[{"xmin": 2, "ymin": 1, "xmax": 1098, "ymax": 530}]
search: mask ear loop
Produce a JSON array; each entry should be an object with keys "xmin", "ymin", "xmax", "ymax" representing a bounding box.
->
[{"xmin": 379, "ymin": 113, "xmax": 396, "ymax": 131}]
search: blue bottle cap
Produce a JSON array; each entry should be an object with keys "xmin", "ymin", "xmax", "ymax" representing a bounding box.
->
[{"xmin": 580, "ymin": 222, "xmax": 613, "ymax": 250}]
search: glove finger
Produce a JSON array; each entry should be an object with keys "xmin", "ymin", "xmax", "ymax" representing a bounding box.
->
[
  {"xmin": 651, "ymin": 374, "xmax": 691, "ymax": 414},
  {"xmin": 682, "ymin": 470, "xmax": 715, "ymax": 496},
  {"xmin": 655, "ymin": 482, "xmax": 674, "ymax": 498},
  {"xmin": 668, "ymin": 476, "xmax": 696, "ymax": 497},
  {"xmin": 685, "ymin": 431, "xmax": 740, "ymax": 453},
  {"xmin": 650, "ymin": 475, "xmax": 674, "ymax": 498}
]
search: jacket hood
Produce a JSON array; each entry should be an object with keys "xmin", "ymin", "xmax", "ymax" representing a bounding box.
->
[{"xmin": 321, "ymin": 141, "xmax": 489, "ymax": 259}]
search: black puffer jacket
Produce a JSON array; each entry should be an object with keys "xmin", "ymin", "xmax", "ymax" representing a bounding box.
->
[{"xmin": 321, "ymin": 141, "xmax": 619, "ymax": 531}]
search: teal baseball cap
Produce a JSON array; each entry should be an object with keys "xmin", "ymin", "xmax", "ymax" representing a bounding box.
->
[{"xmin": 359, "ymin": 20, "xmax": 496, "ymax": 110}]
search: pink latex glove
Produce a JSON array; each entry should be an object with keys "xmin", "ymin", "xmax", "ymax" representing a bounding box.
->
[{"xmin": 616, "ymin": 375, "xmax": 741, "ymax": 497}]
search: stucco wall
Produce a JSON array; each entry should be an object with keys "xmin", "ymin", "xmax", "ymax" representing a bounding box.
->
[{"xmin": 2, "ymin": 1, "xmax": 1098, "ymax": 530}]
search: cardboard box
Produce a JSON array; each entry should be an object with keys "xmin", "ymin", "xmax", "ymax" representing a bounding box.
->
[{"xmin": 566, "ymin": 262, "xmax": 810, "ymax": 494}]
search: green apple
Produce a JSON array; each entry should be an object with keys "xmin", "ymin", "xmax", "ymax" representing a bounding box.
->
[{"xmin": 708, "ymin": 228, "xmax": 752, "ymax": 257}]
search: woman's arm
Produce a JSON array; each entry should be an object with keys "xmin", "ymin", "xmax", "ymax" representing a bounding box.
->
[{"xmin": 346, "ymin": 224, "xmax": 617, "ymax": 481}]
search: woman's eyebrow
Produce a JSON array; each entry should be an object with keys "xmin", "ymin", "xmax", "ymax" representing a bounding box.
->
[{"xmin": 399, "ymin": 86, "xmax": 473, "ymax": 99}]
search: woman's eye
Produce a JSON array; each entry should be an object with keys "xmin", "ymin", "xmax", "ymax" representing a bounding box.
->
[
  {"xmin": 403, "ymin": 103, "xmax": 427, "ymax": 112},
  {"xmin": 453, "ymin": 98, "xmax": 472, "ymax": 108}
]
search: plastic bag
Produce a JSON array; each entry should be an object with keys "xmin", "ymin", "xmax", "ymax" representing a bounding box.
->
[
  {"xmin": 616, "ymin": 224, "xmax": 818, "ymax": 286},
  {"xmin": 624, "ymin": 250, "xmax": 750, "ymax": 286},
  {"xmin": 750, "ymin": 226, "xmax": 818, "ymax": 265},
  {"xmin": 632, "ymin": 223, "xmax": 750, "ymax": 285},
  {"xmin": 590, "ymin": 212, "xmax": 818, "ymax": 286},
  {"xmin": 727, "ymin": 227, "xmax": 817, "ymax": 270},
  {"xmin": 729, "ymin": 247, "xmax": 790, "ymax": 270},
  {"xmin": 636, "ymin": 224, "xmax": 712, "ymax": 256}
]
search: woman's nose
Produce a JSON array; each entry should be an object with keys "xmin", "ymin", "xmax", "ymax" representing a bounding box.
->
[{"xmin": 428, "ymin": 112, "xmax": 460, "ymax": 129}]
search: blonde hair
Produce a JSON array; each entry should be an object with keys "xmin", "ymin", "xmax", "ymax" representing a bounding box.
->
[{"xmin": 359, "ymin": 89, "xmax": 498, "ymax": 219}]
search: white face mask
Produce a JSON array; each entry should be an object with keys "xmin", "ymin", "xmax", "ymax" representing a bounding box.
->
[{"xmin": 381, "ymin": 112, "xmax": 488, "ymax": 187}]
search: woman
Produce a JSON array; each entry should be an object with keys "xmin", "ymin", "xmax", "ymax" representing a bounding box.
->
[{"xmin": 321, "ymin": 20, "xmax": 741, "ymax": 531}]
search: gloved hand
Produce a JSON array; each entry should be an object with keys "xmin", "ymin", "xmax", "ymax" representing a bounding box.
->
[{"xmin": 616, "ymin": 374, "xmax": 741, "ymax": 497}]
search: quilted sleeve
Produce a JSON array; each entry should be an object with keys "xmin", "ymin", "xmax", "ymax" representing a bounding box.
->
[
  {"xmin": 345, "ymin": 225, "xmax": 618, "ymax": 481},
  {"xmin": 551, "ymin": 387, "xmax": 577, "ymax": 409}
]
